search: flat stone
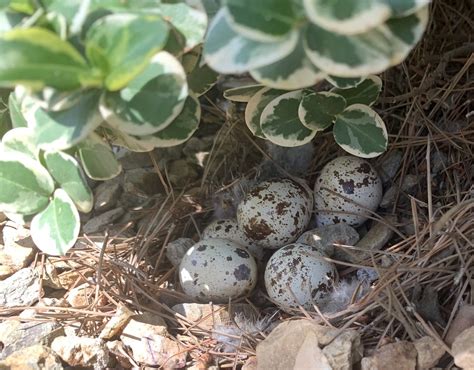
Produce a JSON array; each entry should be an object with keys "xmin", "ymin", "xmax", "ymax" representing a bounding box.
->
[
  {"xmin": 452, "ymin": 326, "xmax": 474, "ymax": 369},
  {"xmin": 83, "ymin": 207, "xmax": 125, "ymax": 234},
  {"xmin": 297, "ymin": 224, "xmax": 359, "ymax": 258},
  {"xmin": 99, "ymin": 303, "xmax": 134, "ymax": 339},
  {"xmin": 2, "ymin": 221, "xmax": 35, "ymax": 249},
  {"xmin": 94, "ymin": 179, "xmax": 122, "ymax": 213},
  {"xmin": 168, "ymin": 159, "xmax": 200, "ymax": 188},
  {"xmin": 0, "ymin": 345, "xmax": 63, "ymax": 370},
  {"xmin": 376, "ymin": 150, "xmax": 403, "ymax": 184},
  {"xmin": 66, "ymin": 283, "xmax": 94, "ymax": 308},
  {"xmin": 322, "ymin": 329, "xmax": 363, "ymax": 370},
  {"xmin": 380, "ymin": 175, "xmax": 420, "ymax": 208},
  {"xmin": 445, "ymin": 305, "xmax": 474, "ymax": 346},
  {"xmin": 361, "ymin": 341, "xmax": 417, "ymax": 370},
  {"xmin": 0, "ymin": 243, "xmax": 35, "ymax": 279},
  {"xmin": 414, "ymin": 336, "xmax": 445, "ymax": 369},
  {"xmin": 0, "ymin": 267, "xmax": 40, "ymax": 308},
  {"xmin": 123, "ymin": 168, "xmax": 164, "ymax": 196},
  {"xmin": 117, "ymin": 151, "xmax": 153, "ymax": 170},
  {"xmin": 166, "ymin": 238, "xmax": 195, "ymax": 267},
  {"xmin": 51, "ymin": 336, "xmax": 109, "ymax": 368}
]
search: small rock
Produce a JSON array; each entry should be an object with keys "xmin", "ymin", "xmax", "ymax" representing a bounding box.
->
[
  {"xmin": 123, "ymin": 168, "xmax": 164, "ymax": 196},
  {"xmin": 117, "ymin": 150, "xmax": 153, "ymax": 170},
  {"xmin": 322, "ymin": 329, "xmax": 363, "ymax": 370},
  {"xmin": 121, "ymin": 313, "xmax": 186, "ymax": 367},
  {"xmin": 99, "ymin": 303, "xmax": 134, "ymax": 339},
  {"xmin": 51, "ymin": 336, "xmax": 109, "ymax": 368},
  {"xmin": 380, "ymin": 175, "xmax": 419, "ymax": 208},
  {"xmin": 106, "ymin": 340, "xmax": 133, "ymax": 368},
  {"xmin": 0, "ymin": 319, "xmax": 63, "ymax": 359},
  {"xmin": 66, "ymin": 283, "xmax": 94, "ymax": 308},
  {"xmin": 2, "ymin": 221, "xmax": 35, "ymax": 249},
  {"xmin": 361, "ymin": 341, "xmax": 417, "ymax": 370},
  {"xmin": 154, "ymin": 146, "xmax": 184, "ymax": 168},
  {"xmin": 446, "ymin": 305, "xmax": 474, "ymax": 346},
  {"xmin": 414, "ymin": 336, "xmax": 445, "ymax": 369},
  {"xmin": 414, "ymin": 286, "xmax": 444, "ymax": 325},
  {"xmin": 377, "ymin": 150, "xmax": 403, "ymax": 184},
  {"xmin": 83, "ymin": 207, "xmax": 125, "ymax": 234},
  {"xmin": 168, "ymin": 159, "xmax": 200, "ymax": 188},
  {"xmin": 0, "ymin": 243, "xmax": 35, "ymax": 279},
  {"xmin": 57, "ymin": 270, "xmax": 90, "ymax": 290},
  {"xmin": 0, "ymin": 267, "xmax": 40, "ymax": 308},
  {"xmin": 431, "ymin": 151, "xmax": 448, "ymax": 175},
  {"xmin": 452, "ymin": 326, "xmax": 474, "ymax": 369},
  {"xmin": 0, "ymin": 345, "xmax": 63, "ymax": 370},
  {"xmin": 166, "ymin": 238, "xmax": 195, "ymax": 267},
  {"xmin": 297, "ymin": 224, "xmax": 360, "ymax": 258},
  {"xmin": 243, "ymin": 356, "xmax": 258, "ymax": 370},
  {"xmin": 94, "ymin": 179, "xmax": 122, "ymax": 213}
]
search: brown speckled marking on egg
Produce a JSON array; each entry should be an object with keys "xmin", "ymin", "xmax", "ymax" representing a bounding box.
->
[
  {"xmin": 264, "ymin": 243, "xmax": 337, "ymax": 313},
  {"xmin": 179, "ymin": 238, "xmax": 257, "ymax": 303},
  {"xmin": 314, "ymin": 156, "xmax": 382, "ymax": 227},
  {"xmin": 237, "ymin": 179, "xmax": 313, "ymax": 249}
]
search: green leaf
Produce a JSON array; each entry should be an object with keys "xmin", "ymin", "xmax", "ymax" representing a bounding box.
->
[
  {"xmin": 203, "ymin": 8, "xmax": 298, "ymax": 74},
  {"xmin": 103, "ymin": 127, "xmax": 155, "ymax": 153},
  {"xmin": 224, "ymin": 84, "xmax": 264, "ymax": 102},
  {"xmin": 260, "ymin": 90, "xmax": 317, "ymax": 147},
  {"xmin": 333, "ymin": 104, "xmax": 388, "ymax": 158},
  {"xmin": 326, "ymin": 75, "xmax": 365, "ymax": 89},
  {"xmin": 78, "ymin": 133, "xmax": 122, "ymax": 180},
  {"xmin": 225, "ymin": 0, "xmax": 298, "ymax": 41},
  {"xmin": 0, "ymin": 28, "xmax": 101, "ymax": 90},
  {"xmin": 304, "ymin": 7, "xmax": 428, "ymax": 77},
  {"xmin": 384, "ymin": 0, "xmax": 430, "ymax": 17},
  {"xmin": 44, "ymin": 150, "xmax": 93, "ymax": 213},
  {"xmin": 0, "ymin": 10, "xmax": 24, "ymax": 32},
  {"xmin": 100, "ymin": 51, "xmax": 188, "ymax": 135},
  {"xmin": 0, "ymin": 153, "xmax": 54, "ymax": 215},
  {"xmin": 3, "ymin": 211, "xmax": 34, "ymax": 226},
  {"xmin": 181, "ymin": 46, "xmax": 202, "ymax": 74},
  {"xmin": 136, "ymin": 94, "xmax": 201, "ymax": 148},
  {"xmin": 26, "ymin": 90, "xmax": 103, "ymax": 151},
  {"xmin": 244, "ymin": 87, "xmax": 285, "ymax": 138},
  {"xmin": 298, "ymin": 92, "xmax": 346, "ymax": 131},
  {"xmin": 331, "ymin": 75, "xmax": 382, "ymax": 106},
  {"xmin": 250, "ymin": 35, "xmax": 325, "ymax": 90},
  {"xmin": 8, "ymin": 91, "xmax": 28, "ymax": 128},
  {"xmin": 303, "ymin": 0, "xmax": 391, "ymax": 35},
  {"xmin": 9, "ymin": 0, "xmax": 35, "ymax": 14},
  {"xmin": 160, "ymin": 3, "xmax": 207, "ymax": 51},
  {"xmin": 187, "ymin": 62, "xmax": 218, "ymax": 97},
  {"xmin": 85, "ymin": 13, "xmax": 169, "ymax": 91},
  {"xmin": 31, "ymin": 189, "xmax": 80, "ymax": 256},
  {"xmin": 0, "ymin": 107, "xmax": 11, "ymax": 139},
  {"xmin": 1, "ymin": 127, "xmax": 38, "ymax": 159}
]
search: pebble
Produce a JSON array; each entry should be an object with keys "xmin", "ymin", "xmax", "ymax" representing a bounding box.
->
[
  {"xmin": 99, "ymin": 303, "xmax": 134, "ymax": 340},
  {"xmin": 94, "ymin": 178, "xmax": 122, "ymax": 213},
  {"xmin": 322, "ymin": 329, "xmax": 363, "ymax": 370},
  {"xmin": 166, "ymin": 238, "xmax": 195, "ymax": 267},
  {"xmin": 431, "ymin": 151, "xmax": 449, "ymax": 174},
  {"xmin": 123, "ymin": 168, "xmax": 164, "ymax": 196},
  {"xmin": 117, "ymin": 150, "xmax": 153, "ymax": 170},
  {"xmin": 0, "ymin": 243, "xmax": 35, "ymax": 279},
  {"xmin": 380, "ymin": 174, "xmax": 420, "ymax": 208},
  {"xmin": 51, "ymin": 336, "xmax": 109, "ymax": 368},
  {"xmin": 2, "ymin": 221, "xmax": 35, "ymax": 249},
  {"xmin": 168, "ymin": 159, "xmax": 200, "ymax": 187},
  {"xmin": 0, "ymin": 267, "xmax": 40, "ymax": 308},
  {"xmin": 83, "ymin": 207, "xmax": 125, "ymax": 234},
  {"xmin": 376, "ymin": 150, "xmax": 403, "ymax": 184},
  {"xmin": 66, "ymin": 283, "xmax": 94, "ymax": 308},
  {"xmin": 413, "ymin": 336, "xmax": 445, "ymax": 369},
  {"xmin": 0, "ymin": 345, "xmax": 63, "ymax": 370},
  {"xmin": 452, "ymin": 326, "xmax": 474, "ymax": 369},
  {"xmin": 446, "ymin": 305, "xmax": 474, "ymax": 345},
  {"xmin": 361, "ymin": 341, "xmax": 417, "ymax": 370}
]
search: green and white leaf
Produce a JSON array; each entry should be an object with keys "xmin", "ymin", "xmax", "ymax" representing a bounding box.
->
[
  {"xmin": 44, "ymin": 151, "xmax": 93, "ymax": 213},
  {"xmin": 298, "ymin": 92, "xmax": 346, "ymax": 131},
  {"xmin": 250, "ymin": 36, "xmax": 326, "ymax": 90},
  {"xmin": 181, "ymin": 46, "xmax": 202, "ymax": 74},
  {"xmin": 260, "ymin": 90, "xmax": 317, "ymax": 147},
  {"xmin": 9, "ymin": 89, "xmax": 28, "ymax": 129},
  {"xmin": 0, "ymin": 28, "xmax": 100, "ymax": 90},
  {"xmin": 160, "ymin": 3, "xmax": 207, "ymax": 51},
  {"xmin": 0, "ymin": 10, "xmax": 23, "ymax": 32},
  {"xmin": 303, "ymin": 0, "xmax": 391, "ymax": 35},
  {"xmin": 203, "ymin": 8, "xmax": 298, "ymax": 74},
  {"xmin": 225, "ymin": 0, "xmax": 298, "ymax": 42},
  {"xmin": 333, "ymin": 104, "xmax": 388, "ymax": 158},
  {"xmin": 100, "ymin": 51, "xmax": 188, "ymax": 135},
  {"xmin": 26, "ymin": 90, "xmax": 102, "ymax": 151},
  {"xmin": 326, "ymin": 75, "xmax": 365, "ymax": 89},
  {"xmin": 3, "ymin": 212, "xmax": 34, "ymax": 226},
  {"xmin": 137, "ymin": 94, "xmax": 201, "ymax": 148},
  {"xmin": 304, "ymin": 7, "xmax": 428, "ymax": 77},
  {"xmin": 0, "ymin": 153, "xmax": 54, "ymax": 215},
  {"xmin": 224, "ymin": 84, "xmax": 264, "ymax": 102},
  {"xmin": 384, "ymin": 0, "xmax": 431, "ymax": 17},
  {"xmin": 85, "ymin": 13, "xmax": 169, "ymax": 91},
  {"xmin": 331, "ymin": 75, "xmax": 382, "ymax": 106},
  {"xmin": 244, "ymin": 87, "xmax": 285, "ymax": 138},
  {"xmin": 104, "ymin": 128, "xmax": 156, "ymax": 152},
  {"xmin": 78, "ymin": 133, "xmax": 122, "ymax": 180},
  {"xmin": 187, "ymin": 62, "xmax": 219, "ymax": 97},
  {"xmin": 31, "ymin": 189, "xmax": 80, "ymax": 256},
  {"xmin": 1, "ymin": 127, "xmax": 38, "ymax": 159}
]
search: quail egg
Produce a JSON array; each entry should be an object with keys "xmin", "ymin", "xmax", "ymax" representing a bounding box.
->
[
  {"xmin": 237, "ymin": 179, "xmax": 313, "ymax": 249},
  {"xmin": 314, "ymin": 156, "xmax": 382, "ymax": 227},
  {"xmin": 264, "ymin": 243, "xmax": 337, "ymax": 313},
  {"xmin": 202, "ymin": 219, "xmax": 264, "ymax": 261},
  {"xmin": 179, "ymin": 238, "xmax": 257, "ymax": 303}
]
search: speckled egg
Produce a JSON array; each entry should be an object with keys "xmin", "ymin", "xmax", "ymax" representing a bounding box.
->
[
  {"xmin": 264, "ymin": 243, "xmax": 337, "ymax": 312},
  {"xmin": 237, "ymin": 179, "xmax": 313, "ymax": 249},
  {"xmin": 179, "ymin": 238, "xmax": 257, "ymax": 303},
  {"xmin": 314, "ymin": 156, "xmax": 382, "ymax": 227},
  {"xmin": 202, "ymin": 219, "xmax": 265, "ymax": 261}
]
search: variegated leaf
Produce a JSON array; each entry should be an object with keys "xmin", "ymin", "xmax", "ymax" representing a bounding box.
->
[
  {"xmin": 104, "ymin": 128, "xmax": 156, "ymax": 153},
  {"xmin": 331, "ymin": 75, "xmax": 382, "ymax": 106},
  {"xmin": 8, "ymin": 91, "xmax": 28, "ymax": 128},
  {"xmin": 326, "ymin": 75, "xmax": 365, "ymax": 89},
  {"xmin": 384, "ymin": 0, "xmax": 431, "ymax": 17},
  {"xmin": 78, "ymin": 133, "xmax": 122, "ymax": 180},
  {"xmin": 0, "ymin": 153, "xmax": 54, "ymax": 215},
  {"xmin": 31, "ymin": 189, "xmax": 80, "ymax": 256},
  {"xmin": 187, "ymin": 62, "xmax": 219, "ymax": 97},
  {"xmin": 303, "ymin": 0, "xmax": 391, "ymax": 35},
  {"xmin": 203, "ymin": 8, "xmax": 298, "ymax": 74},
  {"xmin": 333, "ymin": 104, "xmax": 388, "ymax": 158},
  {"xmin": 1, "ymin": 127, "xmax": 38, "ymax": 159},
  {"xmin": 260, "ymin": 90, "xmax": 317, "ymax": 147},
  {"xmin": 100, "ymin": 51, "xmax": 188, "ymax": 135},
  {"xmin": 298, "ymin": 92, "xmax": 346, "ymax": 131},
  {"xmin": 224, "ymin": 84, "xmax": 264, "ymax": 102},
  {"xmin": 44, "ymin": 151, "xmax": 93, "ymax": 213},
  {"xmin": 136, "ymin": 94, "xmax": 201, "ymax": 148}
]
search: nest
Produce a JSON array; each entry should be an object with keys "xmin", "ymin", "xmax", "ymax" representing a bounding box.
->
[{"xmin": 2, "ymin": 0, "xmax": 472, "ymax": 368}]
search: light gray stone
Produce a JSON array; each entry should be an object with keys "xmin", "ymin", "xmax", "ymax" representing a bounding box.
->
[
  {"xmin": 361, "ymin": 341, "xmax": 417, "ymax": 370},
  {"xmin": 0, "ymin": 345, "xmax": 63, "ymax": 370},
  {"xmin": 376, "ymin": 150, "xmax": 403, "ymax": 184},
  {"xmin": 414, "ymin": 336, "xmax": 445, "ymax": 369},
  {"xmin": 453, "ymin": 326, "xmax": 474, "ymax": 369},
  {"xmin": 82, "ymin": 207, "xmax": 125, "ymax": 234},
  {"xmin": 322, "ymin": 329, "xmax": 363, "ymax": 370},
  {"xmin": 51, "ymin": 336, "xmax": 109, "ymax": 368},
  {"xmin": 94, "ymin": 179, "xmax": 122, "ymax": 213},
  {"xmin": 166, "ymin": 238, "xmax": 195, "ymax": 267},
  {"xmin": 0, "ymin": 267, "xmax": 40, "ymax": 308}
]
